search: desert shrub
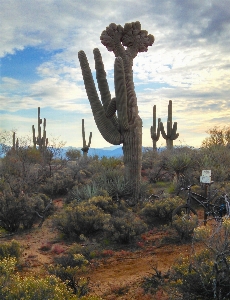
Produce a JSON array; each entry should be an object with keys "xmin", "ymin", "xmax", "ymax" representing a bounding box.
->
[
  {"xmin": 171, "ymin": 219, "xmax": 230, "ymax": 299},
  {"xmin": 0, "ymin": 256, "xmax": 18, "ymax": 292},
  {"xmin": 141, "ymin": 196, "xmax": 184, "ymax": 225},
  {"xmin": 66, "ymin": 148, "xmax": 81, "ymax": 161},
  {"xmin": 0, "ymin": 189, "xmax": 52, "ymax": 232},
  {"xmin": 172, "ymin": 212, "xmax": 198, "ymax": 240},
  {"xmin": 88, "ymin": 195, "xmax": 118, "ymax": 214},
  {"xmin": 53, "ymin": 201, "xmax": 110, "ymax": 239},
  {"xmin": 0, "ymin": 257, "xmax": 75, "ymax": 300},
  {"xmin": 105, "ymin": 177, "xmax": 133, "ymax": 202},
  {"xmin": 95, "ymin": 173, "xmax": 133, "ymax": 202},
  {"xmin": 65, "ymin": 182, "xmax": 103, "ymax": 203},
  {"xmin": 39, "ymin": 171, "xmax": 74, "ymax": 197},
  {"xmin": 0, "ymin": 256, "xmax": 102, "ymax": 300},
  {"xmin": 56, "ymin": 242, "xmax": 101, "ymax": 264},
  {"xmin": 0, "ymin": 240, "xmax": 21, "ymax": 260},
  {"xmin": 141, "ymin": 266, "xmax": 170, "ymax": 297},
  {"xmin": 139, "ymin": 180, "xmax": 155, "ymax": 201},
  {"xmin": 104, "ymin": 210, "xmax": 147, "ymax": 244},
  {"xmin": 48, "ymin": 254, "xmax": 89, "ymax": 296},
  {"xmin": 197, "ymin": 145, "xmax": 230, "ymax": 182}
]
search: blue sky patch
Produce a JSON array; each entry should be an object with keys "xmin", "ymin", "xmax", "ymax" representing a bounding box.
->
[{"xmin": 1, "ymin": 47, "xmax": 62, "ymax": 82}]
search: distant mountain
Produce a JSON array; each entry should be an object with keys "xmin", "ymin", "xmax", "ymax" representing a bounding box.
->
[
  {"xmin": 88, "ymin": 147, "xmax": 123, "ymax": 158},
  {"xmin": 61, "ymin": 146, "xmax": 155, "ymax": 158},
  {"xmin": 0, "ymin": 144, "xmax": 160, "ymax": 159},
  {"xmin": 60, "ymin": 146, "xmax": 123, "ymax": 158}
]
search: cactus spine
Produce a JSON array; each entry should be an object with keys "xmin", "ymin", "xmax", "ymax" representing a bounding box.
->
[
  {"xmin": 78, "ymin": 22, "xmax": 154, "ymax": 200},
  {"xmin": 160, "ymin": 100, "xmax": 179, "ymax": 149},
  {"xmin": 81, "ymin": 119, "xmax": 92, "ymax": 157},
  {"xmin": 32, "ymin": 107, "xmax": 48, "ymax": 153},
  {"xmin": 150, "ymin": 105, "xmax": 161, "ymax": 150}
]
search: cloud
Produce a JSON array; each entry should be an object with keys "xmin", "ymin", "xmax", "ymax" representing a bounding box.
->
[{"xmin": 1, "ymin": 0, "xmax": 230, "ymax": 148}]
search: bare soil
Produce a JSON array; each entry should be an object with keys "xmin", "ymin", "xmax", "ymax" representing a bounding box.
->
[{"xmin": 0, "ymin": 198, "xmax": 203, "ymax": 299}]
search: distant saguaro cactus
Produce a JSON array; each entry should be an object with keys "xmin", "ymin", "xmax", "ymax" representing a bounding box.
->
[
  {"xmin": 160, "ymin": 100, "xmax": 179, "ymax": 149},
  {"xmin": 150, "ymin": 105, "xmax": 161, "ymax": 150},
  {"xmin": 32, "ymin": 107, "xmax": 48, "ymax": 153},
  {"xmin": 12, "ymin": 132, "xmax": 19, "ymax": 150},
  {"xmin": 78, "ymin": 21, "xmax": 154, "ymax": 200},
  {"xmin": 81, "ymin": 119, "xmax": 92, "ymax": 157}
]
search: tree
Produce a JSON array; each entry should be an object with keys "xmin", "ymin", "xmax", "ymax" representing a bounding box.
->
[
  {"xmin": 202, "ymin": 126, "xmax": 230, "ymax": 148},
  {"xmin": 65, "ymin": 147, "xmax": 81, "ymax": 161},
  {"xmin": 78, "ymin": 21, "xmax": 154, "ymax": 201},
  {"xmin": 0, "ymin": 130, "xmax": 15, "ymax": 156}
]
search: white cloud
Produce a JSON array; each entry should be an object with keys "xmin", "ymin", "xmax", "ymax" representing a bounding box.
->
[{"xmin": 1, "ymin": 0, "xmax": 230, "ymax": 147}]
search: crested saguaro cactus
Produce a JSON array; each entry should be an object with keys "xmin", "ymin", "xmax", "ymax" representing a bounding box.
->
[
  {"xmin": 150, "ymin": 105, "xmax": 161, "ymax": 150},
  {"xmin": 32, "ymin": 107, "xmax": 48, "ymax": 153},
  {"xmin": 81, "ymin": 119, "xmax": 92, "ymax": 157},
  {"xmin": 160, "ymin": 100, "xmax": 179, "ymax": 149},
  {"xmin": 78, "ymin": 22, "xmax": 154, "ymax": 200}
]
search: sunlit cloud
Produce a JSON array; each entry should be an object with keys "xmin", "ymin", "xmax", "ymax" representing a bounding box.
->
[{"xmin": 0, "ymin": 0, "xmax": 230, "ymax": 148}]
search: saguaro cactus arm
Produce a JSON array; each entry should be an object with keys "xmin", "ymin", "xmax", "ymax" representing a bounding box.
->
[
  {"xmin": 160, "ymin": 121, "xmax": 179, "ymax": 140},
  {"xmin": 78, "ymin": 50, "xmax": 121, "ymax": 145},
  {"xmin": 150, "ymin": 105, "xmax": 161, "ymax": 141}
]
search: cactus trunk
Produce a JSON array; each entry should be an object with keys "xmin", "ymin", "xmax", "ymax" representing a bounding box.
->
[
  {"xmin": 81, "ymin": 119, "xmax": 92, "ymax": 157},
  {"xmin": 123, "ymin": 118, "xmax": 142, "ymax": 200},
  {"xmin": 151, "ymin": 105, "xmax": 161, "ymax": 150}
]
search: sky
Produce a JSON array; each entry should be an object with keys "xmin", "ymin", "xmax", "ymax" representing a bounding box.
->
[{"xmin": 1, "ymin": 0, "xmax": 230, "ymax": 149}]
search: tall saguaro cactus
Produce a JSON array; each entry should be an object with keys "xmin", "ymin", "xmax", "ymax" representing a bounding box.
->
[
  {"xmin": 32, "ymin": 107, "xmax": 48, "ymax": 153},
  {"xmin": 160, "ymin": 100, "xmax": 179, "ymax": 149},
  {"xmin": 150, "ymin": 105, "xmax": 161, "ymax": 150},
  {"xmin": 81, "ymin": 119, "xmax": 92, "ymax": 157},
  {"xmin": 78, "ymin": 22, "xmax": 154, "ymax": 200}
]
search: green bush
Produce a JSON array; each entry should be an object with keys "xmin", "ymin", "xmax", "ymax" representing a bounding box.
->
[
  {"xmin": 0, "ymin": 190, "xmax": 52, "ymax": 232},
  {"xmin": 0, "ymin": 257, "xmax": 76, "ymax": 300},
  {"xmin": 0, "ymin": 240, "xmax": 21, "ymax": 260},
  {"xmin": 104, "ymin": 210, "xmax": 147, "ymax": 244},
  {"xmin": 40, "ymin": 172, "xmax": 74, "ymax": 197},
  {"xmin": 53, "ymin": 201, "xmax": 110, "ymax": 239},
  {"xmin": 172, "ymin": 212, "xmax": 198, "ymax": 240},
  {"xmin": 141, "ymin": 196, "xmax": 184, "ymax": 225},
  {"xmin": 0, "ymin": 256, "xmax": 102, "ymax": 300},
  {"xmin": 48, "ymin": 254, "xmax": 89, "ymax": 296},
  {"xmin": 66, "ymin": 242, "xmax": 101, "ymax": 261},
  {"xmin": 88, "ymin": 196, "xmax": 118, "ymax": 214},
  {"xmin": 171, "ymin": 219, "xmax": 230, "ymax": 299}
]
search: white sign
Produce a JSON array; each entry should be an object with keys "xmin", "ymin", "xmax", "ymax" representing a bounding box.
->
[
  {"xmin": 202, "ymin": 170, "xmax": 211, "ymax": 176},
  {"xmin": 200, "ymin": 176, "xmax": 211, "ymax": 184}
]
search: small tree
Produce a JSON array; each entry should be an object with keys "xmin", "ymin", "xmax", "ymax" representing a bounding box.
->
[
  {"xmin": 202, "ymin": 126, "xmax": 230, "ymax": 148},
  {"xmin": 66, "ymin": 147, "xmax": 81, "ymax": 161}
]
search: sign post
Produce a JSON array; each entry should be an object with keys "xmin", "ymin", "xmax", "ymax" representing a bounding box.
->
[{"xmin": 200, "ymin": 170, "xmax": 212, "ymax": 225}]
